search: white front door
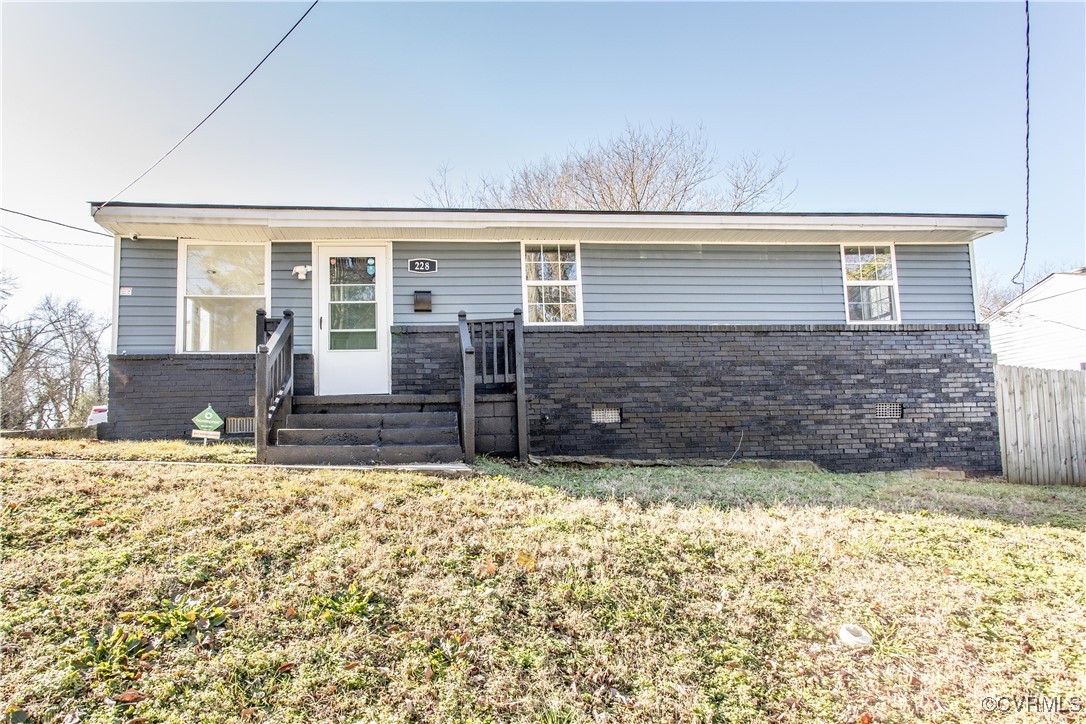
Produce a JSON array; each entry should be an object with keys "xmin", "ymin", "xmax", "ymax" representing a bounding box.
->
[{"xmin": 315, "ymin": 244, "xmax": 391, "ymax": 395}]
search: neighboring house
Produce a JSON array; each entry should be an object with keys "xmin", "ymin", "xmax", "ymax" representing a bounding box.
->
[
  {"xmin": 90, "ymin": 202, "xmax": 1006, "ymax": 473},
  {"xmin": 985, "ymin": 268, "xmax": 1086, "ymax": 370}
]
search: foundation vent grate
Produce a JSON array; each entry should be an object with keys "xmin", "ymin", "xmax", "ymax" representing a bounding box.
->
[
  {"xmin": 591, "ymin": 407, "xmax": 622, "ymax": 424},
  {"xmin": 875, "ymin": 403, "xmax": 904, "ymax": 419},
  {"xmin": 226, "ymin": 417, "xmax": 256, "ymax": 434}
]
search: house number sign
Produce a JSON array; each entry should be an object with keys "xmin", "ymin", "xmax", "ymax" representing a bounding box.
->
[{"xmin": 407, "ymin": 258, "xmax": 438, "ymax": 273}]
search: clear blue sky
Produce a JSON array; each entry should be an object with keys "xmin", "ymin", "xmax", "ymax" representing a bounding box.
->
[{"xmin": 2, "ymin": 1, "xmax": 1083, "ymax": 318}]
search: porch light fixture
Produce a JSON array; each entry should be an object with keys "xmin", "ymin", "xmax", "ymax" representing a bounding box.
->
[{"xmin": 292, "ymin": 265, "xmax": 313, "ymax": 280}]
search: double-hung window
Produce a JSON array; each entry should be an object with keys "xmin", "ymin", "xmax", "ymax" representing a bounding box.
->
[
  {"xmin": 181, "ymin": 242, "xmax": 268, "ymax": 351},
  {"xmin": 523, "ymin": 243, "xmax": 581, "ymax": 324},
  {"xmin": 841, "ymin": 245, "xmax": 899, "ymax": 323}
]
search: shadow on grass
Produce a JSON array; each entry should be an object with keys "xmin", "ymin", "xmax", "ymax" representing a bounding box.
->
[{"xmin": 477, "ymin": 458, "xmax": 1086, "ymax": 531}]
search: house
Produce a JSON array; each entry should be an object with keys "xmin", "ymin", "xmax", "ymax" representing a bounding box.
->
[
  {"xmin": 985, "ymin": 268, "xmax": 1086, "ymax": 370},
  {"xmin": 90, "ymin": 202, "xmax": 1007, "ymax": 473}
]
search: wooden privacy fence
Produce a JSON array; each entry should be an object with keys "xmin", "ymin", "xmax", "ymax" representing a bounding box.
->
[{"xmin": 994, "ymin": 364, "xmax": 1086, "ymax": 485}]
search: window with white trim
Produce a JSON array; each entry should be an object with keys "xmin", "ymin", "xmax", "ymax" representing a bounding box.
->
[
  {"xmin": 182, "ymin": 243, "xmax": 267, "ymax": 351},
  {"xmin": 523, "ymin": 243, "xmax": 580, "ymax": 324},
  {"xmin": 842, "ymin": 245, "xmax": 899, "ymax": 323}
]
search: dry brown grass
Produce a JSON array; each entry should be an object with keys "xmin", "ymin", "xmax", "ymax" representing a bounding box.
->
[
  {"xmin": 1, "ymin": 438, "xmax": 255, "ymax": 464},
  {"xmin": 1, "ymin": 442, "xmax": 1084, "ymax": 722}
]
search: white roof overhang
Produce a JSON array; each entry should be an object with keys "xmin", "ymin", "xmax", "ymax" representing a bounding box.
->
[{"xmin": 89, "ymin": 204, "xmax": 1007, "ymax": 245}]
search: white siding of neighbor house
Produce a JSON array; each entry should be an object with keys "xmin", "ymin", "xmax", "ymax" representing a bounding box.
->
[
  {"xmin": 116, "ymin": 237, "xmax": 177, "ymax": 354},
  {"xmin": 988, "ymin": 272, "xmax": 1086, "ymax": 370},
  {"xmin": 392, "ymin": 241, "xmax": 523, "ymax": 324},
  {"xmin": 580, "ymin": 243, "xmax": 847, "ymax": 323},
  {"xmin": 895, "ymin": 244, "xmax": 976, "ymax": 323},
  {"xmin": 270, "ymin": 242, "xmax": 313, "ymax": 353}
]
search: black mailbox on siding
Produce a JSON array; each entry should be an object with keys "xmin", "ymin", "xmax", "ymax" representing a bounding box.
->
[{"xmin": 413, "ymin": 291, "xmax": 432, "ymax": 312}]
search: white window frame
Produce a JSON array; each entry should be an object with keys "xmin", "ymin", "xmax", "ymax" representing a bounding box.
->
[
  {"xmin": 840, "ymin": 243, "xmax": 902, "ymax": 325},
  {"xmin": 519, "ymin": 240, "xmax": 584, "ymax": 326},
  {"xmin": 176, "ymin": 239, "xmax": 271, "ymax": 353}
]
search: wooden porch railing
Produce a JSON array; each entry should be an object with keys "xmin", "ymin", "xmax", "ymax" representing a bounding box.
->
[
  {"xmin": 255, "ymin": 309, "xmax": 294, "ymax": 464},
  {"xmin": 458, "ymin": 312, "xmax": 476, "ymax": 463},
  {"xmin": 458, "ymin": 309, "xmax": 528, "ymax": 464}
]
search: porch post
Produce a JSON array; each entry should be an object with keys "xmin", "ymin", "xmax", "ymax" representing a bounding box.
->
[
  {"xmin": 458, "ymin": 311, "xmax": 476, "ymax": 464},
  {"xmin": 255, "ymin": 308, "xmax": 267, "ymax": 348},
  {"xmin": 255, "ymin": 342, "xmax": 269, "ymax": 464},
  {"xmin": 513, "ymin": 308, "xmax": 529, "ymax": 462}
]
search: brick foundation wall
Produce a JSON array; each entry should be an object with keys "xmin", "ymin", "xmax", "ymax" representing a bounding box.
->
[
  {"xmin": 391, "ymin": 326, "xmax": 460, "ymax": 395},
  {"xmin": 100, "ymin": 354, "xmax": 313, "ymax": 440},
  {"xmin": 476, "ymin": 393, "xmax": 517, "ymax": 456},
  {"xmin": 522, "ymin": 324, "xmax": 1002, "ymax": 474},
  {"xmin": 102, "ymin": 326, "xmax": 1002, "ymax": 474}
]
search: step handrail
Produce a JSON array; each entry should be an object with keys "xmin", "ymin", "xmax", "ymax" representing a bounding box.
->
[
  {"xmin": 458, "ymin": 311, "xmax": 476, "ymax": 463},
  {"xmin": 255, "ymin": 309, "xmax": 294, "ymax": 464}
]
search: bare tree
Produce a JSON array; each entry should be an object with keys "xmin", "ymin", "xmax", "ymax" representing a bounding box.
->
[
  {"xmin": 420, "ymin": 123, "xmax": 794, "ymax": 212},
  {"xmin": 975, "ymin": 260, "xmax": 1077, "ymax": 319},
  {"xmin": 1, "ymin": 296, "xmax": 110, "ymax": 429},
  {"xmin": 0, "ymin": 270, "xmax": 17, "ymax": 311}
]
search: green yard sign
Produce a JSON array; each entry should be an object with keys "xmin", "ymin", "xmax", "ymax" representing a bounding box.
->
[{"xmin": 192, "ymin": 405, "xmax": 224, "ymax": 432}]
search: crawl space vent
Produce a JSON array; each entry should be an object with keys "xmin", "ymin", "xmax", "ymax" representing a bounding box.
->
[
  {"xmin": 591, "ymin": 407, "xmax": 622, "ymax": 424},
  {"xmin": 874, "ymin": 403, "xmax": 904, "ymax": 419},
  {"xmin": 226, "ymin": 416, "xmax": 255, "ymax": 434}
]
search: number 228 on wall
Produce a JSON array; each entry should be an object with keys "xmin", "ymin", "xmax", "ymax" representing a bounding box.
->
[{"xmin": 408, "ymin": 258, "xmax": 438, "ymax": 273}]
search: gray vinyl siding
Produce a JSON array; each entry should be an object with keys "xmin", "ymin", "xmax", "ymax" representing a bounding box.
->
[
  {"xmin": 580, "ymin": 244, "xmax": 846, "ymax": 323},
  {"xmin": 271, "ymin": 242, "xmax": 313, "ymax": 352},
  {"xmin": 895, "ymin": 244, "xmax": 976, "ymax": 323},
  {"xmin": 114, "ymin": 239, "xmax": 977, "ymax": 354},
  {"xmin": 392, "ymin": 241, "xmax": 522, "ymax": 324},
  {"xmin": 116, "ymin": 237, "xmax": 177, "ymax": 354}
]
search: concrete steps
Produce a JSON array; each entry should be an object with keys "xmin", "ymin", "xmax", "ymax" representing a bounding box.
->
[{"xmin": 267, "ymin": 395, "xmax": 463, "ymax": 466}]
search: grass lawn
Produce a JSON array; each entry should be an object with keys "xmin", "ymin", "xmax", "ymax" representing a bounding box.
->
[{"xmin": 1, "ymin": 440, "xmax": 1084, "ymax": 722}]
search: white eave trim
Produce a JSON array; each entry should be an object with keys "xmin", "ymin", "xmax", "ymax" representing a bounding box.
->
[{"xmin": 90, "ymin": 205, "xmax": 1008, "ymax": 236}]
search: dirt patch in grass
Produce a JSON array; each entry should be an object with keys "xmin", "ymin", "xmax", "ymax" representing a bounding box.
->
[{"xmin": 1, "ymin": 443, "xmax": 1084, "ymax": 722}]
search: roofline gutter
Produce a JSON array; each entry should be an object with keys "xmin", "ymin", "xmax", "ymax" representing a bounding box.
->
[{"xmin": 88, "ymin": 203, "xmax": 1008, "ymax": 236}]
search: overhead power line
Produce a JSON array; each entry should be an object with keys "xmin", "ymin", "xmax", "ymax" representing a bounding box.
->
[
  {"xmin": 0, "ymin": 234, "xmax": 112, "ymax": 248},
  {"xmin": 93, "ymin": 0, "xmax": 320, "ymax": 217},
  {"xmin": 1, "ymin": 226, "xmax": 112, "ymax": 277},
  {"xmin": 1014, "ymin": 287, "xmax": 1086, "ymax": 308},
  {"xmin": 1010, "ymin": 0, "xmax": 1031, "ymax": 293},
  {"xmin": 0, "ymin": 207, "xmax": 112, "ymax": 237},
  {"xmin": 2, "ymin": 245, "xmax": 111, "ymax": 287}
]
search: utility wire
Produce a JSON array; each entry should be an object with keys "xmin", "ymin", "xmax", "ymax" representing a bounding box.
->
[
  {"xmin": 93, "ymin": 0, "xmax": 320, "ymax": 217},
  {"xmin": 0, "ymin": 207, "xmax": 112, "ymax": 237},
  {"xmin": 0, "ymin": 234, "xmax": 112, "ymax": 248},
  {"xmin": 2, "ymin": 245, "xmax": 111, "ymax": 286},
  {"xmin": 2, "ymin": 227, "xmax": 112, "ymax": 277},
  {"xmin": 1009, "ymin": 287, "xmax": 1086, "ymax": 308},
  {"xmin": 1010, "ymin": 0, "xmax": 1031, "ymax": 292}
]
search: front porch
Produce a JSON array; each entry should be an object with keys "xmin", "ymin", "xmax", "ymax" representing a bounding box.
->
[{"xmin": 255, "ymin": 309, "xmax": 529, "ymax": 465}]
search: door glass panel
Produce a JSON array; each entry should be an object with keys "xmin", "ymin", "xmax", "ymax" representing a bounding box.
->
[
  {"xmin": 330, "ymin": 331, "xmax": 377, "ymax": 350},
  {"xmin": 331, "ymin": 303, "xmax": 376, "ymax": 330},
  {"xmin": 328, "ymin": 255, "xmax": 377, "ymax": 350},
  {"xmin": 329, "ymin": 256, "xmax": 375, "ymax": 284},
  {"xmin": 331, "ymin": 284, "xmax": 376, "ymax": 302}
]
